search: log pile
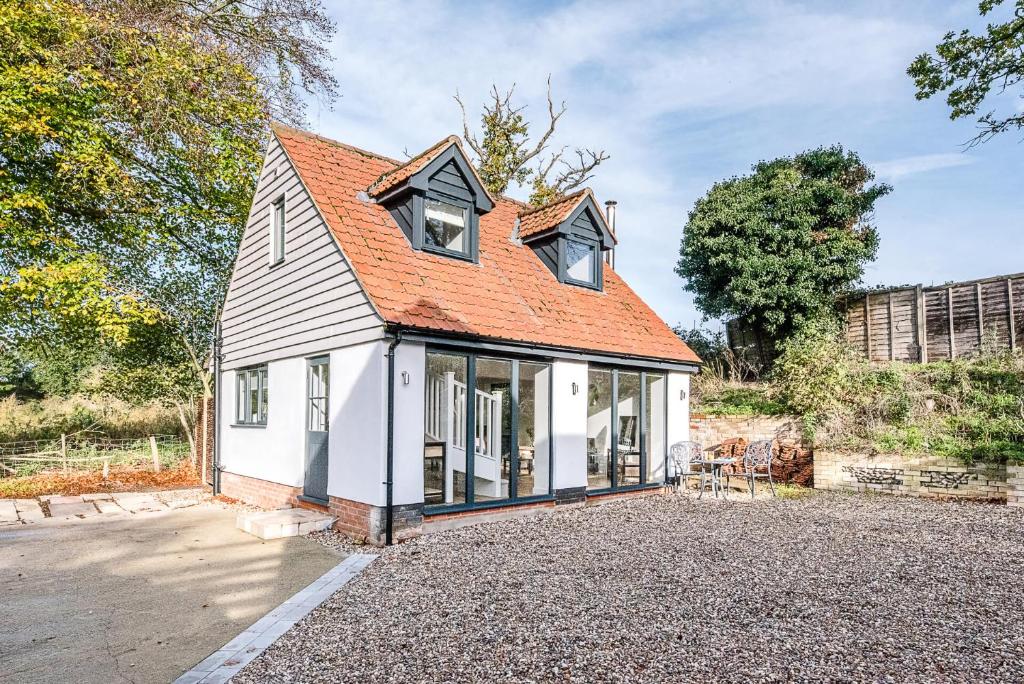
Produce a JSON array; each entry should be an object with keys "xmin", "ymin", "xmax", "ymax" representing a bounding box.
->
[{"xmin": 716, "ymin": 438, "xmax": 814, "ymax": 487}]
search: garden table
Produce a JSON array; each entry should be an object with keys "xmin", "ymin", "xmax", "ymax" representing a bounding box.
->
[{"xmin": 695, "ymin": 458, "xmax": 736, "ymax": 499}]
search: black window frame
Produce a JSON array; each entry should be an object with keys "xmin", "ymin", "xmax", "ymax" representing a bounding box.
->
[
  {"xmin": 423, "ymin": 346, "xmax": 555, "ymax": 514},
  {"xmin": 585, "ymin": 366, "xmax": 668, "ymax": 495},
  {"xmin": 235, "ymin": 364, "xmax": 269, "ymax": 426},
  {"xmin": 421, "ymin": 194, "xmax": 473, "ymax": 260}
]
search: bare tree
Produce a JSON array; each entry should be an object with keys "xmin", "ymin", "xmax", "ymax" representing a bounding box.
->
[
  {"xmin": 90, "ymin": 0, "xmax": 338, "ymax": 124},
  {"xmin": 455, "ymin": 77, "xmax": 609, "ymax": 205}
]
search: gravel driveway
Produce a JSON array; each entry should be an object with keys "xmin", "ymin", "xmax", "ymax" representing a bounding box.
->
[{"xmin": 235, "ymin": 491, "xmax": 1024, "ymax": 683}]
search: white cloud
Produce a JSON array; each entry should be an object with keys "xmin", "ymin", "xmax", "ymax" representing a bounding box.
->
[
  {"xmin": 310, "ymin": 0, "xmax": 949, "ymax": 327},
  {"xmin": 872, "ymin": 153, "xmax": 975, "ymax": 180}
]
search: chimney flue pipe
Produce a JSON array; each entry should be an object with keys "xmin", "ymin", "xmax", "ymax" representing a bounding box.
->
[{"xmin": 604, "ymin": 200, "xmax": 617, "ymax": 268}]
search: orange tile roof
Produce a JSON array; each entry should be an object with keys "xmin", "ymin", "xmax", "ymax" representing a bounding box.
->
[
  {"xmin": 270, "ymin": 123, "xmax": 700, "ymax": 366},
  {"xmin": 517, "ymin": 188, "xmax": 615, "ymax": 243}
]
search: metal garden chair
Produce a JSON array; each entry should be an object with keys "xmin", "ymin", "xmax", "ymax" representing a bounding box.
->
[
  {"xmin": 670, "ymin": 441, "xmax": 706, "ymax": 495},
  {"xmin": 738, "ymin": 439, "xmax": 776, "ymax": 498}
]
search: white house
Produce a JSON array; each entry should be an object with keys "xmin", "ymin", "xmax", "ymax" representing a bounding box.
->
[{"xmin": 215, "ymin": 124, "xmax": 701, "ymax": 544}]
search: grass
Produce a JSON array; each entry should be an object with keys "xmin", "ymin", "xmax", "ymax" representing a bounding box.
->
[{"xmin": 0, "ymin": 395, "xmax": 183, "ymax": 443}]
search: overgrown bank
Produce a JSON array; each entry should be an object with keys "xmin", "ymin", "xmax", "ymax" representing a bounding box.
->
[{"xmin": 693, "ymin": 325, "xmax": 1024, "ymax": 464}]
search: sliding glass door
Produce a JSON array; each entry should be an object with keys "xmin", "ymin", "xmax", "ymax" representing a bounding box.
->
[
  {"xmin": 423, "ymin": 350, "xmax": 552, "ymax": 509},
  {"xmin": 587, "ymin": 367, "xmax": 668, "ymax": 492}
]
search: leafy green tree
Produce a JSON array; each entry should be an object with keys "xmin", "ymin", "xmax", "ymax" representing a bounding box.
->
[
  {"xmin": 455, "ymin": 78, "xmax": 609, "ymax": 205},
  {"xmin": 908, "ymin": 0, "xmax": 1024, "ymax": 146},
  {"xmin": 0, "ymin": 0, "xmax": 335, "ymax": 404},
  {"xmin": 676, "ymin": 146, "xmax": 891, "ymax": 344}
]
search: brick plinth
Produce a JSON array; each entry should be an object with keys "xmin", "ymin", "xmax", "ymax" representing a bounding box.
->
[
  {"xmin": 220, "ymin": 471, "xmax": 301, "ymax": 510},
  {"xmin": 329, "ymin": 497, "xmax": 423, "ymax": 546},
  {"xmin": 585, "ymin": 486, "xmax": 670, "ymax": 504}
]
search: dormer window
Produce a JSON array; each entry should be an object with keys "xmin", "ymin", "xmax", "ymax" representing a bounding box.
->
[
  {"xmin": 424, "ymin": 198, "xmax": 469, "ymax": 256},
  {"xmin": 518, "ymin": 189, "xmax": 616, "ymax": 291},
  {"xmin": 367, "ymin": 136, "xmax": 494, "ymax": 263}
]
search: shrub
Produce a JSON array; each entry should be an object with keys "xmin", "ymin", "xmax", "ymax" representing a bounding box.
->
[{"xmin": 0, "ymin": 395, "xmax": 182, "ymax": 443}]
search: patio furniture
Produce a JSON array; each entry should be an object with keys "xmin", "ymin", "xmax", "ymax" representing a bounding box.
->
[
  {"xmin": 738, "ymin": 439, "xmax": 777, "ymax": 498},
  {"xmin": 694, "ymin": 457, "xmax": 736, "ymax": 499},
  {"xmin": 669, "ymin": 441, "xmax": 705, "ymax": 493}
]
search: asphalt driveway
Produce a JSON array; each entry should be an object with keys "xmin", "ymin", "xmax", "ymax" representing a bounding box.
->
[{"xmin": 0, "ymin": 501, "xmax": 343, "ymax": 684}]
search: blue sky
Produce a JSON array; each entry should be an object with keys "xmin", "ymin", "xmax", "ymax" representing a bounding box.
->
[{"xmin": 309, "ymin": 0, "xmax": 1023, "ymax": 332}]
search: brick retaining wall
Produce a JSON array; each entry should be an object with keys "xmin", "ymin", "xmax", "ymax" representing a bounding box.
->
[
  {"xmin": 1008, "ymin": 465, "xmax": 1024, "ymax": 508},
  {"xmin": 689, "ymin": 414, "xmax": 807, "ymax": 453},
  {"xmin": 815, "ymin": 451, "xmax": 1009, "ymax": 501}
]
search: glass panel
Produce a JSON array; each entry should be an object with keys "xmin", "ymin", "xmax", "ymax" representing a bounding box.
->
[
  {"xmin": 236, "ymin": 372, "xmax": 246, "ymax": 423},
  {"xmin": 587, "ymin": 368, "xmax": 613, "ymax": 490},
  {"xmin": 617, "ymin": 371, "xmax": 641, "ymax": 486},
  {"xmin": 424, "ymin": 199, "xmax": 467, "ymax": 253},
  {"xmin": 308, "ymin": 362, "xmax": 328, "ymax": 432},
  {"xmin": 259, "ymin": 367, "xmax": 269, "ymax": 424},
  {"xmin": 248, "ymin": 369, "xmax": 260, "ymax": 424},
  {"xmin": 473, "ymin": 358, "xmax": 512, "ymax": 502},
  {"xmin": 273, "ymin": 200, "xmax": 285, "ymax": 261},
  {"xmin": 424, "ymin": 352, "xmax": 468, "ymax": 505},
  {"xmin": 645, "ymin": 373, "xmax": 666, "ymax": 484},
  {"xmin": 565, "ymin": 239, "xmax": 595, "ymax": 283},
  {"xmin": 518, "ymin": 362, "xmax": 551, "ymax": 497}
]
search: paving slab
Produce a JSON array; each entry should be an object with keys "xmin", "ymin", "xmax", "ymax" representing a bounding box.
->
[
  {"xmin": 80, "ymin": 493, "xmax": 113, "ymax": 501},
  {"xmin": 111, "ymin": 493, "xmax": 166, "ymax": 513},
  {"xmin": 47, "ymin": 500, "xmax": 97, "ymax": 518},
  {"xmin": 93, "ymin": 499, "xmax": 123, "ymax": 515},
  {"xmin": 42, "ymin": 495, "xmax": 82, "ymax": 505},
  {"xmin": 14, "ymin": 499, "xmax": 45, "ymax": 521},
  {"xmin": 236, "ymin": 508, "xmax": 334, "ymax": 540},
  {"xmin": 0, "ymin": 499, "xmax": 18, "ymax": 523}
]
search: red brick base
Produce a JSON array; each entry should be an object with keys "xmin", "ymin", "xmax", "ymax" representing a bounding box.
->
[
  {"xmin": 220, "ymin": 471, "xmax": 301, "ymax": 510},
  {"xmin": 328, "ymin": 496, "xmax": 423, "ymax": 546},
  {"xmin": 585, "ymin": 486, "xmax": 670, "ymax": 503}
]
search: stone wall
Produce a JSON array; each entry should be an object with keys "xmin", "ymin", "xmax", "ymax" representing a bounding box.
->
[
  {"xmin": 689, "ymin": 414, "xmax": 807, "ymax": 453},
  {"xmin": 815, "ymin": 450, "xmax": 1009, "ymax": 501},
  {"xmin": 1008, "ymin": 465, "xmax": 1024, "ymax": 508}
]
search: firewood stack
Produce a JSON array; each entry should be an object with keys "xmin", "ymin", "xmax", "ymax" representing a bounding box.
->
[{"xmin": 717, "ymin": 438, "xmax": 813, "ymax": 487}]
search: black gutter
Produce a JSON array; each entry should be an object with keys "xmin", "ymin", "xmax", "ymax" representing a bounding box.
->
[
  {"xmin": 384, "ymin": 329, "xmax": 403, "ymax": 545},
  {"xmin": 212, "ymin": 320, "xmax": 223, "ymax": 496}
]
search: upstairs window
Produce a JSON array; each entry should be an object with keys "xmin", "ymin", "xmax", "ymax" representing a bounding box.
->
[
  {"xmin": 424, "ymin": 199, "xmax": 468, "ymax": 256},
  {"xmin": 270, "ymin": 197, "xmax": 286, "ymax": 264},
  {"xmin": 564, "ymin": 238, "xmax": 597, "ymax": 286},
  {"xmin": 236, "ymin": 365, "xmax": 268, "ymax": 425}
]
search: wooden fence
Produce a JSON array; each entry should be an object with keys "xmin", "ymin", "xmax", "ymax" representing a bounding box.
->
[
  {"xmin": 725, "ymin": 271, "xmax": 1024, "ymax": 369},
  {"xmin": 843, "ymin": 272, "xmax": 1023, "ymax": 362}
]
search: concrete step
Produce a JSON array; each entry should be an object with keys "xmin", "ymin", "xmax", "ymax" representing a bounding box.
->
[{"xmin": 236, "ymin": 507, "xmax": 335, "ymax": 540}]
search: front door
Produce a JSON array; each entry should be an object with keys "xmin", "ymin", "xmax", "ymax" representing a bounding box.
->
[{"xmin": 304, "ymin": 356, "xmax": 329, "ymax": 502}]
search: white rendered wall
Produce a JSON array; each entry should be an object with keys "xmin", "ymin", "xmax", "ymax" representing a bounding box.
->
[
  {"xmin": 327, "ymin": 340, "xmax": 387, "ymax": 506},
  {"xmin": 666, "ymin": 372, "xmax": 691, "ymax": 476},
  {"xmin": 551, "ymin": 359, "xmax": 588, "ymax": 490},
  {"xmin": 391, "ymin": 342, "xmax": 426, "ymax": 506},
  {"xmin": 528, "ymin": 364, "xmax": 552, "ymax": 496},
  {"xmin": 219, "ymin": 356, "xmax": 306, "ymax": 487}
]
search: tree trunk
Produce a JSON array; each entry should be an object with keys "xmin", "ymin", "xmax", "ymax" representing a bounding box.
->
[{"xmin": 174, "ymin": 399, "xmax": 198, "ymax": 467}]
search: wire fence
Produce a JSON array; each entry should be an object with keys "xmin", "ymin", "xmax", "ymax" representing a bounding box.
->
[{"xmin": 0, "ymin": 433, "xmax": 192, "ymax": 479}]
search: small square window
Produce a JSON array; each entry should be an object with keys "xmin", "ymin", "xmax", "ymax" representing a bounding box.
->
[
  {"xmin": 236, "ymin": 365, "xmax": 268, "ymax": 425},
  {"xmin": 424, "ymin": 199, "xmax": 468, "ymax": 255},
  {"xmin": 271, "ymin": 198, "xmax": 286, "ymax": 264},
  {"xmin": 565, "ymin": 239, "xmax": 596, "ymax": 285}
]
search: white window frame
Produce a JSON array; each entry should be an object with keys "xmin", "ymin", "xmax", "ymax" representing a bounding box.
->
[
  {"xmin": 235, "ymin": 365, "xmax": 268, "ymax": 425},
  {"xmin": 270, "ymin": 196, "xmax": 286, "ymax": 265}
]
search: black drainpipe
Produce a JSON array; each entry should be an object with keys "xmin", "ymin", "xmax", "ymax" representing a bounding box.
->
[
  {"xmin": 212, "ymin": 319, "xmax": 223, "ymax": 495},
  {"xmin": 385, "ymin": 329, "xmax": 403, "ymax": 545}
]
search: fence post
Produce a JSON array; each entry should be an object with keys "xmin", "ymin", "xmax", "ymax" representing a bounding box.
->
[
  {"xmin": 947, "ymin": 287, "xmax": 956, "ymax": 359},
  {"xmin": 1009, "ymin": 278, "xmax": 1017, "ymax": 351},
  {"xmin": 150, "ymin": 436, "xmax": 160, "ymax": 473},
  {"xmin": 103, "ymin": 457, "xmax": 109, "ymax": 479},
  {"xmin": 61, "ymin": 433, "xmax": 67, "ymax": 473}
]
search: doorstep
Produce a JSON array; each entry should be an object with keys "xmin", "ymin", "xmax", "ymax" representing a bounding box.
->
[{"xmin": 236, "ymin": 507, "xmax": 335, "ymax": 540}]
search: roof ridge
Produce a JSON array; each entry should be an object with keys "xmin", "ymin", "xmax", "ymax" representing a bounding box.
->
[
  {"xmin": 367, "ymin": 135, "xmax": 460, "ymax": 195},
  {"xmin": 270, "ymin": 121, "xmax": 402, "ymax": 165},
  {"xmin": 517, "ymin": 187, "xmax": 590, "ymax": 217}
]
